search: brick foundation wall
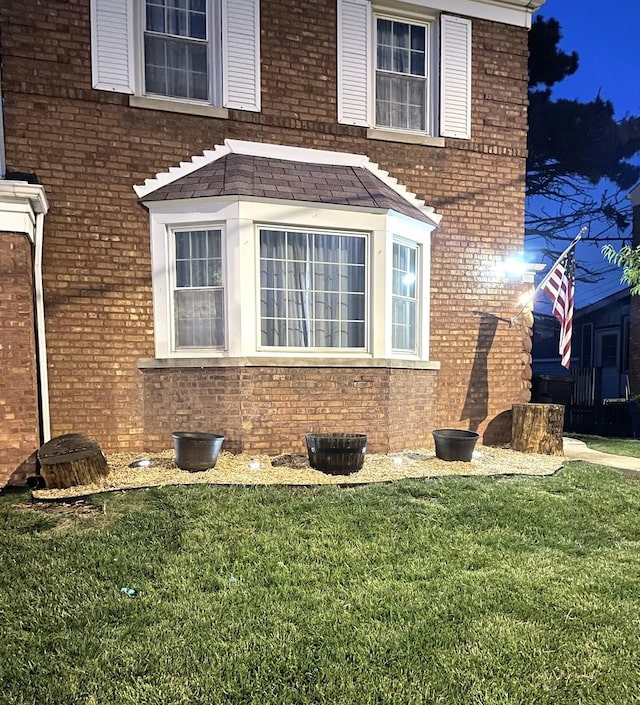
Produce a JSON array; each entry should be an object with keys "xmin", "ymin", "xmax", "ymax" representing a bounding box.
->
[
  {"xmin": 141, "ymin": 366, "xmax": 439, "ymax": 454},
  {"xmin": 0, "ymin": 233, "xmax": 40, "ymax": 485},
  {"xmin": 1, "ymin": 0, "xmax": 531, "ymax": 457}
]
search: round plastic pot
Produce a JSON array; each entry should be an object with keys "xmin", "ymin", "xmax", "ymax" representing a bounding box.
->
[
  {"xmin": 172, "ymin": 432, "xmax": 224, "ymax": 472},
  {"xmin": 432, "ymin": 429, "xmax": 479, "ymax": 462}
]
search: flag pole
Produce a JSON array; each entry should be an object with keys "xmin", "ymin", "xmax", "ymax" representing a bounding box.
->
[{"xmin": 510, "ymin": 226, "xmax": 586, "ymax": 326}]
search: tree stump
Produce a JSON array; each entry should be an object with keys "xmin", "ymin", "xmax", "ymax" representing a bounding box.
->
[
  {"xmin": 37, "ymin": 434, "xmax": 109, "ymax": 489},
  {"xmin": 511, "ymin": 403, "xmax": 564, "ymax": 456}
]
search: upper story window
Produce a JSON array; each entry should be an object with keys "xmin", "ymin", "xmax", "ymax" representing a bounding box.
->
[
  {"xmin": 338, "ymin": 0, "xmax": 471, "ymax": 140},
  {"xmin": 90, "ymin": 0, "xmax": 260, "ymax": 112},
  {"xmin": 144, "ymin": 0, "xmax": 210, "ymax": 101},
  {"xmin": 375, "ymin": 18, "xmax": 429, "ymax": 132}
]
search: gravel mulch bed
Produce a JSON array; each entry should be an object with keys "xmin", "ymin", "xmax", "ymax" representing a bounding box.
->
[{"xmin": 32, "ymin": 446, "xmax": 564, "ymax": 500}]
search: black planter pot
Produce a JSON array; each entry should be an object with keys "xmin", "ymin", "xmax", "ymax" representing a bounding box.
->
[
  {"xmin": 432, "ymin": 429, "xmax": 479, "ymax": 462},
  {"xmin": 305, "ymin": 433, "xmax": 367, "ymax": 475},
  {"xmin": 172, "ymin": 432, "xmax": 224, "ymax": 472}
]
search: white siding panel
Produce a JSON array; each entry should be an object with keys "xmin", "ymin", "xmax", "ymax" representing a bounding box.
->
[
  {"xmin": 440, "ymin": 14, "xmax": 471, "ymax": 139},
  {"xmin": 90, "ymin": 0, "xmax": 134, "ymax": 94},
  {"xmin": 338, "ymin": 0, "xmax": 371, "ymax": 127},
  {"xmin": 223, "ymin": 0, "xmax": 261, "ymax": 111}
]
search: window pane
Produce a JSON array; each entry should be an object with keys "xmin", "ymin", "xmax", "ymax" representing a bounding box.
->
[
  {"xmin": 176, "ymin": 260, "xmax": 190, "ymax": 288},
  {"xmin": 392, "ymin": 242, "xmax": 418, "ymax": 352},
  {"xmin": 259, "ymin": 229, "xmax": 366, "ymax": 349},
  {"xmin": 314, "ymin": 263, "xmax": 339, "ymax": 292},
  {"xmin": 144, "ymin": 0, "xmax": 208, "ymax": 101},
  {"xmin": 261, "ymin": 289, "xmax": 286, "ymax": 318},
  {"xmin": 175, "ymin": 289, "xmax": 224, "ymax": 348},
  {"xmin": 342, "ymin": 265, "xmax": 365, "ymax": 292},
  {"xmin": 260, "ymin": 258, "xmax": 286, "ymax": 288},
  {"xmin": 375, "ymin": 18, "xmax": 428, "ymax": 131},
  {"xmin": 147, "ymin": 4, "xmax": 165, "ymax": 32},
  {"xmin": 173, "ymin": 230, "xmax": 223, "ymax": 349}
]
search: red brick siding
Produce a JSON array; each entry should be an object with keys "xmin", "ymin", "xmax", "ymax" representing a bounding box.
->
[
  {"xmin": 141, "ymin": 368, "xmax": 243, "ymax": 452},
  {"xmin": 1, "ymin": 0, "xmax": 530, "ymax": 458},
  {"xmin": 141, "ymin": 366, "xmax": 439, "ymax": 454},
  {"xmin": 0, "ymin": 233, "xmax": 40, "ymax": 485}
]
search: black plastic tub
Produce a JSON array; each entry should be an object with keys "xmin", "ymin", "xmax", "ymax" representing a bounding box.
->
[
  {"xmin": 432, "ymin": 429, "xmax": 479, "ymax": 462},
  {"xmin": 305, "ymin": 433, "xmax": 367, "ymax": 475},
  {"xmin": 172, "ymin": 432, "xmax": 224, "ymax": 472}
]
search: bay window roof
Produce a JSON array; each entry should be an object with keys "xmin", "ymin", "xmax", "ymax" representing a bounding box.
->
[{"xmin": 135, "ymin": 140, "xmax": 441, "ymax": 227}]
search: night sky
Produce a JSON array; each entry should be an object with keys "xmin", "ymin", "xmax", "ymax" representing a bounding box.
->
[{"xmin": 530, "ymin": 0, "xmax": 640, "ymax": 308}]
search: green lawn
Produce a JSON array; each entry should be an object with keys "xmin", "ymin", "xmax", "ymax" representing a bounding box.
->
[
  {"xmin": 2, "ymin": 463, "xmax": 640, "ymax": 704},
  {"xmin": 570, "ymin": 434, "xmax": 640, "ymax": 458}
]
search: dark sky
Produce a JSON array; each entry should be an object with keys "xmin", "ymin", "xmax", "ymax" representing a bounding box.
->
[{"xmin": 530, "ymin": 0, "xmax": 640, "ymax": 308}]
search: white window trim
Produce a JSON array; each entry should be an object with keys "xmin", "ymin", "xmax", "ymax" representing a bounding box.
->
[
  {"xmin": 391, "ymin": 236, "xmax": 421, "ymax": 355},
  {"xmin": 91, "ymin": 0, "xmax": 260, "ymax": 113},
  {"xmin": 373, "ymin": 10, "xmax": 436, "ymax": 138},
  {"xmin": 338, "ymin": 0, "xmax": 471, "ymax": 141},
  {"xmin": 135, "ymin": 0, "xmax": 222, "ymax": 108},
  {"xmin": 255, "ymin": 224, "xmax": 371, "ymax": 354},
  {"xmin": 147, "ymin": 197, "xmax": 434, "ymax": 361},
  {"xmin": 169, "ymin": 225, "xmax": 226, "ymax": 352}
]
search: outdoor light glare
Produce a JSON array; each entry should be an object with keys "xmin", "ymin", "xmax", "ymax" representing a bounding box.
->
[
  {"xmin": 499, "ymin": 255, "xmax": 528, "ymax": 279},
  {"xmin": 402, "ymin": 273, "xmax": 416, "ymax": 287},
  {"xmin": 518, "ymin": 289, "xmax": 534, "ymax": 307}
]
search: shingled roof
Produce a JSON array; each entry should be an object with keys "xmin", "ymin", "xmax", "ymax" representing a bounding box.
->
[{"xmin": 135, "ymin": 140, "xmax": 441, "ymax": 227}]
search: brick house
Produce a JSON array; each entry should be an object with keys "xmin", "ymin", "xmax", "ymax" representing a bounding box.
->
[{"xmin": 0, "ymin": 0, "xmax": 543, "ymax": 487}]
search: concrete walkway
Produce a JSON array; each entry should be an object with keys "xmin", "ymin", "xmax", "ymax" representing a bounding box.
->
[{"xmin": 563, "ymin": 437, "xmax": 640, "ymax": 478}]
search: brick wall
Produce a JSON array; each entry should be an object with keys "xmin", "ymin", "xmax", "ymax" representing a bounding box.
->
[
  {"xmin": 141, "ymin": 366, "xmax": 439, "ymax": 455},
  {"xmin": 0, "ymin": 0, "xmax": 531, "ymax": 461},
  {"xmin": 0, "ymin": 233, "xmax": 40, "ymax": 485}
]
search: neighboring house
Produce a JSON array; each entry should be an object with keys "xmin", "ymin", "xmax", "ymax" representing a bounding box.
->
[
  {"xmin": 630, "ymin": 183, "xmax": 640, "ymax": 396},
  {"xmin": 0, "ymin": 0, "xmax": 544, "ymax": 486},
  {"xmin": 532, "ymin": 289, "xmax": 631, "ymax": 404}
]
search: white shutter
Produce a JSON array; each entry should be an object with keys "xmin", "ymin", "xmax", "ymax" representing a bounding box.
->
[
  {"xmin": 222, "ymin": 0, "xmax": 261, "ymax": 112},
  {"xmin": 90, "ymin": 0, "xmax": 134, "ymax": 94},
  {"xmin": 440, "ymin": 14, "xmax": 471, "ymax": 139},
  {"xmin": 337, "ymin": 0, "xmax": 371, "ymax": 127}
]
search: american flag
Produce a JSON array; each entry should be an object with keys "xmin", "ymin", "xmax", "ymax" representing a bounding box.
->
[{"xmin": 542, "ymin": 247, "xmax": 576, "ymax": 369}]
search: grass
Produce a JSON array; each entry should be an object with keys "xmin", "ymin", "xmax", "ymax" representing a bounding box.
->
[
  {"xmin": 569, "ymin": 434, "xmax": 640, "ymax": 458},
  {"xmin": 1, "ymin": 463, "xmax": 640, "ymax": 704}
]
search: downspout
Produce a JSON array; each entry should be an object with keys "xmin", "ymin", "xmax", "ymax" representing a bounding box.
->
[{"xmin": 34, "ymin": 210, "xmax": 51, "ymax": 442}]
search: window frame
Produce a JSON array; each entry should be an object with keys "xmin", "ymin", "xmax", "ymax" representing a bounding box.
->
[
  {"xmin": 256, "ymin": 226, "xmax": 370, "ymax": 353},
  {"xmin": 391, "ymin": 238, "xmax": 420, "ymax": 354},
  {"xmin": 374, "ymin": 13, "xmax": 433, "ymax": 136},
  {"xmin": 170, "ymin": 226, "xmax": 226, "ymax": 351},
  {"xmin": 137, "ymin": 0, "xmax": 223, "ymax": 108}
]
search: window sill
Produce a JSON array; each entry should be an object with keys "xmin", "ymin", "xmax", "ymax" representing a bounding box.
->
[
  {"xmin": 366, "ymin": 128, "xmax": 445, "ymax": 147},
  {"xmin": 129, "ymin": 95, "xmax": 229, "ymax": 119},
  {"xmin": 137, "ymin": 356, "xmax": 441, "ymax": 371}
]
